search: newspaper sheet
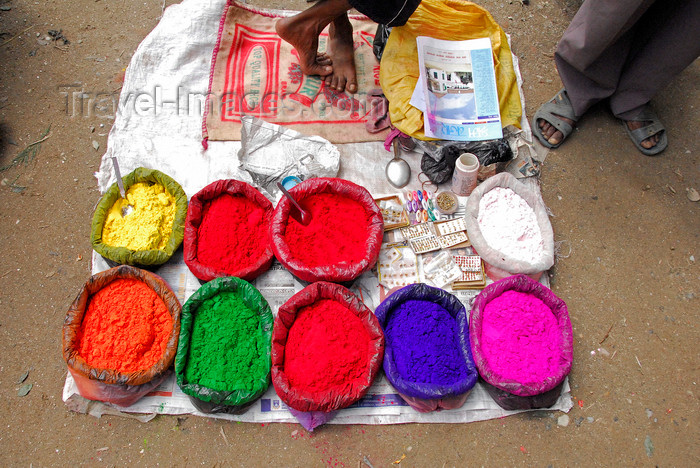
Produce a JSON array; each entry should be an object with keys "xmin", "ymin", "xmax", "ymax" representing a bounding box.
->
[{"xmin": 415, "ymin": 36, "xmax": 503, "ymax": 141}]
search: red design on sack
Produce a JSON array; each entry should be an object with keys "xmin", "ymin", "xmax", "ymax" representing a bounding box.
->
[{"xmin": 222, "ymin": 24, "xmax": 280, "ymax": 120}]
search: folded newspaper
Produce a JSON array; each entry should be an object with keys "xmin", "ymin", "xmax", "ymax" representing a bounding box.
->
[{"xmin": 413, "ymin": 36, "xmax": 503, "ymax": 141}]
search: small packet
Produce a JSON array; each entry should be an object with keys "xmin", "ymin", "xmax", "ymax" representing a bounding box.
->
[
  {"xmin": 422, "ymin": 251, "xmax": 463, "ymax": 289},
  {"xmin": 437, "ymin": 231, "xmax": 469, "ymax": 249},
  {"xmin": 377, "ymin": 243, "xmax": 419, "ymax": 289},
  {"xmin": 434, "ymin": 218, "xmax": 467, "ymax": 236}
]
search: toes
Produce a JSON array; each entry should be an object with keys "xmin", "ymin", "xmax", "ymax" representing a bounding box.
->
[
  {"xmin": 543, "ymin": 124, "xmax": 556, "ymax": 140},
  {"xmin": 336, "ymin": 76, "xmax": 347, "ymax": 93},
  {"xmin": 346, "ymin": 81, "xmax": 357, "ymax": 94},
  {"xmin": 316, "ymin": 53, "xmax": 332, "ymax": 66},
  {"xmin": 640, "ymin": 136, "xmax": 658, "ymax": 149},
  {"xmin": 302, "ymin": 62, "xmax": 333, "ymax": 77},
  {"xmin": 548, "ymin": 131, "xmax": 562, "ymax": 146}
]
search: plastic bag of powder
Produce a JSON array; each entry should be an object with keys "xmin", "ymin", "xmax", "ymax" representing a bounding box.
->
[
  {"xmin": 174, "ymin": 276, "xmax": 273, "ymax": 414},
  {"xmin": 62, "ymin": 265, "xmax": 182, "ymax": 407},
  {"xmin": 464, "ymin": 172, "xmax": 554, "ymax": 280},
  {"xmin": 91, "ymin": 167, "xmax": 188, "ymax": 268},
  {"xmin": 469, "ymin": 274, "xmax": 573, "ymax": 410},
  {"xmin": 271, "ymin": 282, "xmax": 385, "ymax": 431},
  {"xmin": 374, "ymin": 283, "xmax": 479, "ymax": 412},
  {"xmin": 183, "ymin": 179, "xmax": 275, "ymax": 283}
]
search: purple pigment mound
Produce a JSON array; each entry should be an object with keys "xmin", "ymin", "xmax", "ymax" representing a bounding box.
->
[{"xmin": 385, "ymin": 299, "xmax": 469, "ymax": 386}]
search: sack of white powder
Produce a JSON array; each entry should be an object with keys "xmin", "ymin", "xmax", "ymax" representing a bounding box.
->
[{"xmin": 465, "ymin": 173, "xmax": 554, "ymax": 280}]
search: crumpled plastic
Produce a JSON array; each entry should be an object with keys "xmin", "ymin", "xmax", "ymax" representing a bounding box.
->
[
  {"xmin": 379, "ymin": 0, "xmax": 522, "ymax": 140},
  {"xmin": 374, "ymin": 283, "xmax": 478, "ymax": 412},
  {"xmin": 269, "ymin": 177, "xmax": 384, "ymax": 284},
  {"xmin": 271, "ymin": 282, "xmax": 384, "ymax": 430},
  {"xmin": 183, "ymin": 179, "xmax": 274, "ymax": 283},
  {"xmin": 174, "ymin": 276, "xmax": 273, "ymax": 414},
  {"xmin": 238, "ymin": 116, "xmax": 340, "ymax": 199},
  {"xmin": 91, "ymin": 167, "xmax": 188, "ymax": 267},
  {"xmin": 469, "ymin": 274, "xmax": 573, "ymax": 410},
  {"xmin": 464, "ymin": 172, "xmax": 554, "ymax": 280},
  {"xmin": 62, "ymin": 265, "xmax": 182, "ymax": 407}
]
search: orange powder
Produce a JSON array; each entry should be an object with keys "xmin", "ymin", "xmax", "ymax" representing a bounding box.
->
[{"xmin": 77, "ymin": 278, "xmax": 173, "ymax": 373}]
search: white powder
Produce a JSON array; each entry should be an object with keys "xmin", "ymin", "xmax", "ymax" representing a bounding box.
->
[{"xmin": 477, "ymin": 187, "xmax": 544, "ymax": 263}]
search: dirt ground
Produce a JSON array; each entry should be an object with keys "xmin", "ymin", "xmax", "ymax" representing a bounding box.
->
[{"xmin": 0, "ymin": 0, "xmax": 697, "ymax": 465}]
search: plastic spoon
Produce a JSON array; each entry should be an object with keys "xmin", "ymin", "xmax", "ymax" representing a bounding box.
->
[
  {"xmin": 111, "ymin": 157, "xmax": 134, "ymax": 217},
  {"xmin": 385, "ymin": 139, "xmax": 411, "ymax": 189},
  {"xmin": 276, "ymin": 182, "xmax": 311, "ymax": 226}
]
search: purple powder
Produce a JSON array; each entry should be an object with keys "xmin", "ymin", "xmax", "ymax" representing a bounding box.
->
[{"xmin": 384, "ymin": 299, "xmax": 468, "ymax": 385}]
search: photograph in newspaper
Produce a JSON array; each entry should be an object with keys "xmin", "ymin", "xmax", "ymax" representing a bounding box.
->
[{"xmin": 416, "ymin": 36, "xmax": 502, "ymax": 141}]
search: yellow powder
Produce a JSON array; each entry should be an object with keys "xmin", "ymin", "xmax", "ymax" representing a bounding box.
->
[{"xmin": 102, "ymin": 182, "xmax": 177, "ymax": 251}]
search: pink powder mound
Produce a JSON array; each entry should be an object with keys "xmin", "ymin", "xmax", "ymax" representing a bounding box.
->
[{"xmin": 480, "ymin": 290, "xmax": 561, "ymax": 386}]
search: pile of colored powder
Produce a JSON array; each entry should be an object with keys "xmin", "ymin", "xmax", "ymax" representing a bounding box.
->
[
  {"xmin": 77, "ymin": 278, "xmax": 173, "ymax": 373},
  {"xmin": 477, "ymin": 187, "xmax": 544, "ymax": 263},
  {"xmin": 184, "ymin": 292, "xmax": 268, "ymax": 392},
  {"xmin": 196, "ymin": 194, "xmax": 269, "ymax": 273},
  {"xmin": 103, "ymin": 182, "xmax": 177, "ymax": 251},
  {"xmin": 283, "ymin": 193, "xmax": 369, "ymax": 268},
  {"xmin": 284, "ymin": 299, "xmax": 371, "ymax": 393},
  {"xmin": 384, "ymin": 300, "xmax": 468, "ymax": 385},
  {"xmin": 480, "ymin": 290, "xmax": 561, "ymax": 385}
]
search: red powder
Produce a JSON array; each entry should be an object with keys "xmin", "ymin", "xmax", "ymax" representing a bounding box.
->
[
  {"xmin": 283, "ymin": 193, "xmax": 369, "ymax": 268},
  {"xmin": 284, "ymin": 299, "xmax": 371, "ymax": 393},
  {"xmin": 196, "ymin": 194, "xmax": 268, "ymax": 272},
  {"xmin": 77, "ymin": 278, "xmax": 173, "ymax": 373}
]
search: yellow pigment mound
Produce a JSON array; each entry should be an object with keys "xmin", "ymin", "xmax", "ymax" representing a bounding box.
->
[{"xmin": 103, "ymin": 182, "xmax": 177, "ymax": 251}]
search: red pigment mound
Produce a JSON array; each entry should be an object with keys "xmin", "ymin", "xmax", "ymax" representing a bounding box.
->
[
  {"xmin": 284, "ymin": 298, "xmax": 371, "ymax": 393},
  {"xmin": 197, "ymin": 194, "xmax": 268, "ymax": 272},
  {"xmin": 77, "ymin": 278, "xmax": 173, "ymax": 373},
  {"xmin": 283, "ymin": 193, "xmax": 369, "ymax": 268}
]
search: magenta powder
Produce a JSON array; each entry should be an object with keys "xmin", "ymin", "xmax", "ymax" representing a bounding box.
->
[{"xmin": 480, "ymin": 290, "xmax": 561, "ymax": 385}]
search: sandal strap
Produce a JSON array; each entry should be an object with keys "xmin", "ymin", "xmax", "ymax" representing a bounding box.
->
[
  {"xmin": 629, "ymin": 121, "xmax": 665, "ymax": 141},
  {"xmin": 537, "ymin": 101, "xmax": 575, "ymax": 135},
  {"xmin": 532, "ymin": 88, "xmax": 578, "ymax": 148}
]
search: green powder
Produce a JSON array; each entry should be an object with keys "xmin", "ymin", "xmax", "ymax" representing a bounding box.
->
[{"xmin": 184, "ymin": 291, "xmax": 268, "ymax": 392}]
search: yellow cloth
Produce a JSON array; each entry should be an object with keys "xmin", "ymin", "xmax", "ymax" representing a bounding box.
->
[{"xmin": 379, "ymin": 0, "xmax": 522, "ymax": 140}]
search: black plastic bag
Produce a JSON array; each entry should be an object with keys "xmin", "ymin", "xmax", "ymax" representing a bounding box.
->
[
  {"xmin": 420, "ymin": 139, "xmax": 513, "ymax": 185},
  {"xmin": 373, "ymin": 24, "xmax": 392, "ymax": 61}
]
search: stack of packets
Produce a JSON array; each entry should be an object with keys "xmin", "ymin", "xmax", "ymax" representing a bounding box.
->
[
  {"xmin": 375, "ymin": 196, "xmax": 410, "ymax": 231},
  {"xmin": 400, "ymin": 218, "xmax": 470, "ymax": 254},
  {"xmin": 451, "ymin": 252, "xmax": 486, "ymax": 289},
  {"xmin": 375, "ymin": 215, "xmax": 486, "ymax": 291},
  {"xmin": 376, "ymin": 242, "xmax": 420, "ymax": 289}
]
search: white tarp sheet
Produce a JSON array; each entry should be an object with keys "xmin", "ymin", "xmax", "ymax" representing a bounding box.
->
[{"xmin": 66, "ymin": 0, "xmax": 571, "ymax": 424}]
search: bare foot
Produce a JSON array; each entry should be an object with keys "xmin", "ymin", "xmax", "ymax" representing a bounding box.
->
[
  {"xmin": 276, "ymin": 15, "xmax": 333, "ymax": 77},
  {"xmin": 323, "ymin": 14, "xmax": 358, "ymax": 94},
  {"xmin": 624, "ymin": 120, "xmax": 661, "ymax": 149},
  {"xmin": 537, "ymin": 111, "xmax": 574, "ymax": 147}
]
